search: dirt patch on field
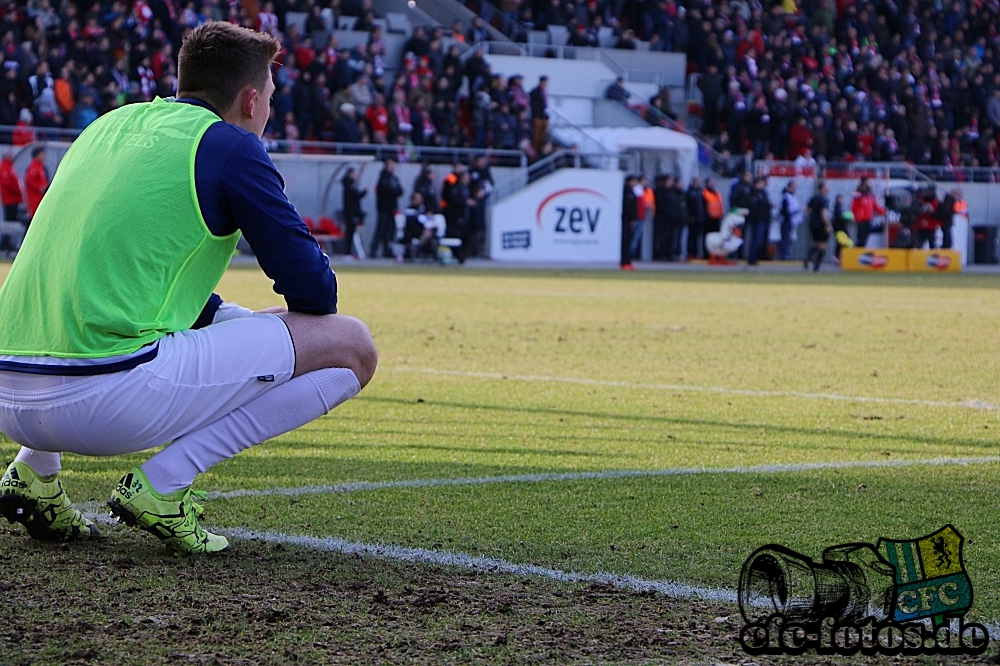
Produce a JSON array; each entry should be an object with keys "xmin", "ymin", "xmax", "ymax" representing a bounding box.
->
[{"xmin": 0, "ymin": 523, "xmax": 996, "ymax": 665}]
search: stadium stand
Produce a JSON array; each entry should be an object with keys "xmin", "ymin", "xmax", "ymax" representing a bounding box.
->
[
  {"xmin": 0, "ymin": 0, "xmax": 697, "ymax": 164},
  {"xmin": 3, "ymin": 0, "xmax": 999, "ymax": 263},
  {"xmin": 0, "ymin": 0, "xmax": 995, "ymax": 178}
]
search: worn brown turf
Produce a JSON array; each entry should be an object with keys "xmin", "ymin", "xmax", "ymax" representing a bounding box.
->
[{"xmin": 0, "ymin": 523, "xmax": 996, "ymax": 665}]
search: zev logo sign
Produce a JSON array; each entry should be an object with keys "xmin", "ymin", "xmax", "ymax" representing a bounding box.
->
[
  {"xmin": 490, "ymin": 168, "xmax": 623, "ymax": 263},
  {"xmin": 536, "ymin": 188, "xmax": 608, "ymax": 234}
]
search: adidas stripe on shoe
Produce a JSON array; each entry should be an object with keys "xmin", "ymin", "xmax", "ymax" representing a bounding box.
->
[
  {"xmin": 107, "ymin": 467, "xmax": 229, "ymax": 555},
  {"xmin": 0, "ymin": 461, "xmax": 102, "ymax": 542}
]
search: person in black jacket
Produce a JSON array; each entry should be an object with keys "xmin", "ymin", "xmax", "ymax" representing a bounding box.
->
[
  {"xmin": 370, "ymin": 158, "xmax": 403, "ymax": 259},
  {"xmin": 746, "ymin": 177, "xmax": 772, "ymax": 266},
  {"xmin": 446, "ymin": 171, "xmax": 474, "ymax": 263},
  {"xmin": 805, "ymin": 180, "xmax": 832, "ymax": 271},
  {"xmin": 413, "ymin": 165, "xmax": 439, "ymax": 215},
  {"xmin": 341, "ymin": 167, "xmax": 366, "ymax": 257},
  {"xmin": 730, "ymin": 171, "xmax": 754, "ymax": 258},
  {"xmin": 621, "ymin": 174, "xmax": 638, "ymax": 269},
  {"xmin": 698, "ymin": 65, "xmax": 723, "ymax": 135},
  {"xmin": 469, "ymin": 155, "xmax": 493, "ymax": 257},
  {"xmin": 686, "ymin": 176, "xmax": 706, "ymax": 260},
  {"xmin": 937, "ymin": 189, "xmax": 958, "ymax": 249},
  {"xmin": 530, "ymin": 76, "xmax": 549, "ymax": 153},
  {"xmin": 668, "ymin": 177, "xmax": 688, "ymax": 259},
  {"xmin": 659, "ymin": 176, "xmax": 684, "ymax": 260}
]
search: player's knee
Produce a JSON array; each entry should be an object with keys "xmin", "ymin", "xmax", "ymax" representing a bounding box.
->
[{"xmin": 336, "ymin": 316, "xmax": 378, "ymax": 388}]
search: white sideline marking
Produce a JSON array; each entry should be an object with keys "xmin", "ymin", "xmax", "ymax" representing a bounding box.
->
[
  {"xmin": 216, "ymin": 527, "xmax": 740, "ymax": 603},
  {"xmin": 76, "ymin": 517, "xmax": 1000, "ymax": 639},
  {"xmin": 75, "ymin": 455, "xmax": 1000, "ymax": 515},
  {"xmin": 387, "ymin": 366, "xmax": 1000, "ymax": 411}
]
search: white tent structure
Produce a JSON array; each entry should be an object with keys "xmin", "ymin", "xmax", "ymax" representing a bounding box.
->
[{"xmin": 550, "ymin": 125, "xmax": 700, "ymax": 184}]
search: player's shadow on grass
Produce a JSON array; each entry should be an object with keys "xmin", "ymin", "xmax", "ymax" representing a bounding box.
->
[{"xmin": 357, "ymin": 396, "xmax": 1000, "ymax": 452}]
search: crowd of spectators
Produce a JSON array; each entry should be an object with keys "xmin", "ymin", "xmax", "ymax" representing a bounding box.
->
[
  {"xmin": 3, "ymin": 0, "xmax": 997, "ymax": 175},
  {"xmin": 492, "ymin": 0, "xmax": 1000, "ymax": 176},
  {"xmin": 0, "ymin": 0, "xmax": 561, "ymax": 160},
  {"xmin": 269, "ymin": 23, "xmax": 557, "ymax": 158},
  {"xmin": 495, "ymin": 0, "xmax": 694, "ymax": 52},
  {"xmin": 689, "ymin": 0, "xmax": 1000, "ymax": 174}
]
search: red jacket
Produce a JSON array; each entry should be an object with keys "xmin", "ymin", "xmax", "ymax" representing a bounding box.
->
[
  {"xmin": 0, "ymin": 157, "xmax": 22, "ymax": 206},
  {"xmin": 25, "ymin": 158, "xmax": 48, "ymax": 217},
  {"xmin": 850, "ymin": 191, "xmax": 885, "ymax": 223},
  {"xmin": 788, "ymin": 124, "xmax": 813, "ymax": 159},
  {"xmin": 914, "ymin": 198, "xmax": 939, "ymax": 231},
  {"xmin": 12, "ymin": 121, "xmax": 33, "ymax": 146}
]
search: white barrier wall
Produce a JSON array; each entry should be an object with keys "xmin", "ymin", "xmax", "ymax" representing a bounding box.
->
[
  {"xmin": 490, "ymin": 168, "xmax": 623, "ymax": 263},
  {"xmin": 1, "ymin": 143, "xmax": 523, "ymax": 255},
  {"xmin": 953, "ymin": 182, "xmax": 1000, "ymax": 231},
  {"xmin": 226, "ymin": 154, "xmax": 521, "ymax": 252}
]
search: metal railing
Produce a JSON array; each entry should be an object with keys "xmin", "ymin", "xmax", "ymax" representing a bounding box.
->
[
  {"xmin": 457, "ymin": 40, "xmax": 605, "ymax": 61},
  {"xmin": 910, "ymin": 164, "xmax": 1000, "ymax": 184},
  {"xmin": 546, "ymin": 107, "xmax": 616, "ymax": 157},
  {"xmin": 597, "ymin": 49, "xmax": 664, "ymax": 86},
  {"xmin": 740, "ymin": 157, "xmax": 1000, "ymax": 189},
  {"xmin": 753, "ymin": 160, "xmax": 948, "ymax": 196},
  {"xmin": 491, "ymin": 148, "xmax": 636, "ymax": 201},
  {"xmin": 264, "ymin": 139, "xmax": 529, "ymax": 166},
  {"xmin": 602, "ymin": 95, "xmax": 728, "ymax": 174},
  {"xmin": 0, "ymin": 125, "xmax": 530, "ymax": 168},
  {"xmin": 460, "ymin": 40, "xmax": 676, "ymax": 87},
  {"xmin": 0, "ymin": 125, "xmax": 83, "ymax": 143},
  {"xmin": 455, "ymin": 0, "xmax": 519, "ymax": 41}
]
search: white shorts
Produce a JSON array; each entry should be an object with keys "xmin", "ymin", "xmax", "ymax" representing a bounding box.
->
[{"xmin": 0, "ymin": 314, "xmax": 295, "ymax": 456}]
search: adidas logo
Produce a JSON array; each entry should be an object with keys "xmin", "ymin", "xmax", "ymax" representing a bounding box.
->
[
  {"xmin": 2, "ymin": 467, "xmax": 26, "ymax": 488},
  {"xmin": 115, "ymin": 473, "xmax": 142, "ymax": 499},
  {"xmin": 1, "ymin": 478, "xmax": 27, "ymax": 490}
]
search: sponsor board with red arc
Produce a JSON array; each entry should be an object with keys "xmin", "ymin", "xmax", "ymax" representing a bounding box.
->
[{"xmin": 535, "ymin": 188, "xmax": 610, "ymax": 228}]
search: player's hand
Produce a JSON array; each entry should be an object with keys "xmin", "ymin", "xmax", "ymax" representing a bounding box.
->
[{"xmin": 256, "ymin": 306, "xmax": 288, "ymax": 314}]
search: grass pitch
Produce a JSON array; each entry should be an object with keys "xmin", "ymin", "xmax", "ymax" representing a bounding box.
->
[{"xmin": 4, "ymin": 264, "xmax": 1000, "ymax": 664}]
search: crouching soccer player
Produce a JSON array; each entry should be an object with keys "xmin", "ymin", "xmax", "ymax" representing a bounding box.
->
[{"xmin": 0, "ymin": 22, "xmax": 377, "ymax": 555}]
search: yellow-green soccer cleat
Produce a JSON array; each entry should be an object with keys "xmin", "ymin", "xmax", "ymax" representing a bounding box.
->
[
  {"xmin": 0, "ymin": 461, "xmax": 102, "ymax": 541},
  {"xmin": 107, "ymin": 467, "xmax": 229, "ymax": 555}
]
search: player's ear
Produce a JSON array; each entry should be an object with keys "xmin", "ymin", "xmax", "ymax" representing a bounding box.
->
[{"xmin": 238, "ymin": 84, "xmax": 258, "ymax": 120}]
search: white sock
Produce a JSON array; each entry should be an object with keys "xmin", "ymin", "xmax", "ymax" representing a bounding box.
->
[
  {"xmin": 14, "ymin": 447, "xmax": 61, "ymax": 477},
  {"xmin": 140, "ymin": 368, "xmax": 361, "ymax": 494}
]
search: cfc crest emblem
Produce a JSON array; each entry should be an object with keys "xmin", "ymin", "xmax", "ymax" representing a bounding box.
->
[{"xmin": 878, "ymin": 525, "xmax": 972, "ymax": 626}]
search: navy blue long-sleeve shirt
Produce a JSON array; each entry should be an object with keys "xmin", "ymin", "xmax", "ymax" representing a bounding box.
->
[
  {"xmin": 0, "ymin": 98, "xmax": 337, "ymax": 374},
  {"xmin": 181, "ymin": 98, "xmax": 337, "ymax": 324}
]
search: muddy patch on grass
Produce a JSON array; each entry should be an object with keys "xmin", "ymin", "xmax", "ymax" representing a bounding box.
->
[{"xmin": 0, "ymin": 524, "xmax": 995, "ymax": 665}]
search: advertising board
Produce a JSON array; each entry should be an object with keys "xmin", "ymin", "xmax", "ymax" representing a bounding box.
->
[{"xmin": 490, "ymin": 169, "xmax": 624, "ymax": 263}]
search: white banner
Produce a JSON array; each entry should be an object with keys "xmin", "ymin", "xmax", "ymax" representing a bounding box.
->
[{"xmin": 490, "ymin": 169, "xmax": 624, "ymax": 263}]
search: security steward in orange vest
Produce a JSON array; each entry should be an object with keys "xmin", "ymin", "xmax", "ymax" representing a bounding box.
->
[{"xmin": 703, "ymin": 178, "xmax": 724, "ymax": 236}]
